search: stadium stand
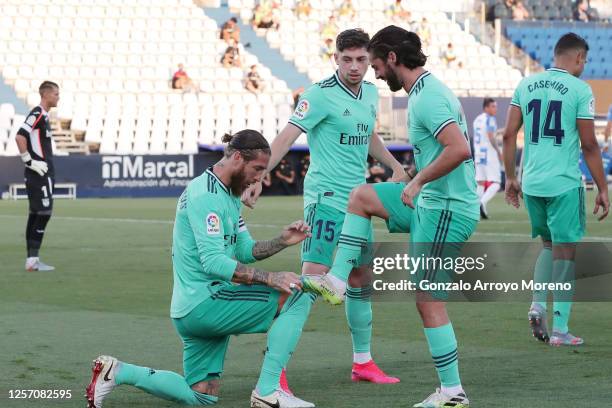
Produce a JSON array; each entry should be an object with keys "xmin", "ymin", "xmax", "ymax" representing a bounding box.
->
[
  {"xmin": 486, "ymin": 0, "xmax": 575, "ymax": 21},
  {"xmin": 504, "ymin": 21, "xmax": 612, "ymax": 79},
  {"xmin": 0, "ymin": 0, "xmax": 294, "ymax": 155},
  {"xmin": 229, "ymin": 0, "xmax": 523, "ymax": 98}
]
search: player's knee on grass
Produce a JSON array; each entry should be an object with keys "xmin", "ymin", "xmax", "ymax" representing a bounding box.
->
[{"xmin": 191, "ymin": 379, "xmax": 220, "ymax": 398}]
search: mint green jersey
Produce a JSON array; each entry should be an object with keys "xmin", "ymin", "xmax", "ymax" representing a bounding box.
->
[
  {"xmin": 407, "ymin": 71, "xmax": 479, "ymax": 221},
  {"xmin": 511, "ymin": 67, "xmax": 595, "ymax": 197},
  {"xmin": 289, "ymin": 71, "xmax": 379, "ymax": 212},
  {"xmin": 170, "ymin": 168, "xmax": 256, "ymax": 318}
]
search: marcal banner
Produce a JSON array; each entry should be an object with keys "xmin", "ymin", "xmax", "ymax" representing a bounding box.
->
[
  {"xmin": 0, "ymin": 153, "xmax": 219, "ymax": 198},
  {"xmin": 101, "ymin": 155, "xmax": 195, "ymax": 188}
]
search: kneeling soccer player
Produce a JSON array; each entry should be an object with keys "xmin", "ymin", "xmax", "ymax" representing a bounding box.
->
[{"xmin": 86, "ymin": 130, "xmax": 316, "ymax": 408}]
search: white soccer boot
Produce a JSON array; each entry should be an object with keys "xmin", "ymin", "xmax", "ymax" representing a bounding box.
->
[
  {"xmin": 251, "ymin": 388, "xmax": 315, "ymax": 408},
  {"xmin": 85, "ymin": 355, "xmax": 118, "ymax": 408}
]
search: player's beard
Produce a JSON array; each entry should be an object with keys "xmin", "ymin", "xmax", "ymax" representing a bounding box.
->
[
  {"xmin": 384, "ymin": 63, "xmax": 403, "ymax": 92},
  {"xmin": 230, "ymin": 171, "xmax": 249, "ymax": 196}
]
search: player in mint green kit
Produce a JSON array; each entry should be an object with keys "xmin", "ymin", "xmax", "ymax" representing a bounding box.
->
[
  {"xmin": 242, "ymin": 29, "xmax": 406, "ymax": 389},
  {"xmin": 86, "ymin": 130, "xmax": 318, "ymax": 408},
  {"xmin": 366, "ymin": 26, "xmax": 477, "ymax": 408},
  {"xmin": 503, "ymin": 33, "xmax": 609, "ymax": 347}
]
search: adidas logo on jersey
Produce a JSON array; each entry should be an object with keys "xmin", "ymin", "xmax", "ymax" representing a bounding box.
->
[{"xmin": 343, "ymin": 109, "xmax": 351, "ymax": 116}]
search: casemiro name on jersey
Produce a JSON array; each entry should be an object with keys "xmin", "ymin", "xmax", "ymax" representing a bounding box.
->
[{"xmin": 527, "ymin": 80, "xmax": 569, "ymax": 95}]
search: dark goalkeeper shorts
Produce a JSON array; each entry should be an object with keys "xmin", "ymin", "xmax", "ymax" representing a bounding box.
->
[{"xmin": 25, "ymin": 173, "xmax": 54, "ymax": 212}]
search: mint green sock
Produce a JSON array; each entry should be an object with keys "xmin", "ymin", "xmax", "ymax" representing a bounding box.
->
[
  {"xmin": 115, "ymin": 362, "xmax": 218, "ymax": 405},
  {"xmin": 424, "ymin": 323, "xmax": 461, "ymax": 388},
  {"xmin": 345, "ymin": 285, "xmax": 373, "ymax": 354},
  {"xmin": 552, "ymin": 260, "xmax": 576, "ymax": 333},
  {"xmin": 256, "ymin": 291, "xmax": 314, "ymax": 396},
  {"xmin": 532, "ymin": 247, "xmax": 553, "ymax": 309},
  {"xmin": 330, "ymin": 213, "xmax": 371, "ymax": 282}
]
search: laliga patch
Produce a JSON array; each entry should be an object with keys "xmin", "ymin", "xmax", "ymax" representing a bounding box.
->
[
  {"xmin": 294, "ymin": 99, "xmax": 310, "ymax": 119},
  {"xmin": 206, "ymin": 213, "xmax": 220, "ymax": 235},
  {"xmin": 588, "ymin": 98, "xmax": 595, "ymax": 116}
]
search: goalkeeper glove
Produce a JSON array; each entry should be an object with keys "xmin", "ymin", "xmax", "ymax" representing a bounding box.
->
[{"xmin": 21, "ymin": 152, "xmax": 48, "ymax": 176}]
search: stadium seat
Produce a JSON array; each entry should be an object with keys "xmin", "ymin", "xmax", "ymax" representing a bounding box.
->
[
  {"xmin": 133, "ymin": 124, "xmax": 151, "ymax": 154},
  {"xmin": 149, "ymin": 124, "xmax": 167, "ymax": 154}
]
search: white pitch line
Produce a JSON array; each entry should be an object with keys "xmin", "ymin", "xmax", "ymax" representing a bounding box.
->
[
  {"xmin": 1, "ymin": 214, "xmax": 611, "ymax": 241},
  {"xmin": 0, "ymin": 214, "xmax": 173, "ymax": 225}
]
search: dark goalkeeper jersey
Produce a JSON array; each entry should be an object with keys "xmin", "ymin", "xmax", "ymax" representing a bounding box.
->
[{"xmin": 17, "ymin": 106, "xmax": 54, "ymax": 177}]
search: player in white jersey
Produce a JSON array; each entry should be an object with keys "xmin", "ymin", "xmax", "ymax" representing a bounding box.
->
[{"xmin": 472, "ymin": 97, "xmax": 502, "ymax": 219}]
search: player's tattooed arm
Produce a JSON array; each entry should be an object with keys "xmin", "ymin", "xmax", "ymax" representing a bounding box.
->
[
  {"xmin": 232, "ymin": 263, "xmax": 302, "ymax": 293},
  {"xmin": 252, "ymin": 237, "xmax": 287, "ymax": 260},
  {"xmin": 232, "ymin": 264, "xmax": 271, "ymax": 285},
  {"xmin": 250, "ymin": 220, "xmax": 310, "ymax": 260}
]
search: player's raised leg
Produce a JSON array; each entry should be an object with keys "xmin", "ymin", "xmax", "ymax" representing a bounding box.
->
[{"xmin": 308, "ymin": 181, "xmax": 413, "ymax": 302}]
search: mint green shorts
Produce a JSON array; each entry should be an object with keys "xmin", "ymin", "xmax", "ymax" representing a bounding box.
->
[
  {"xmin": 372, "ymin": 182, "xmax": 413, "ymax": 233},
  {"xmin": 410, "ymin": 205, "xmax": 478, "ymax": 300},
  {"xmin": 301, "ymin": 202, "xmax": 375, "ymax": 267},
  {"xmin": 524, "ymin": 187, "xmax": 585, "ymax": 243},
  {"xmin": 172, "ymin": 284, "xmax": 279, "ymax": 385}
]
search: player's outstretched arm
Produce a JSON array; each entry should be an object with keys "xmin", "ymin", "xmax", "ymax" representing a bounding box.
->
[
  {"xmin": 241, "ymin": 123, "xmax": 303, "ymax": 209},
  {"xmin": 268, "ymin": 124, "xmax": 303, "ymax": 173},
  {"xmin": 502, "ymin": 105, "xmax": 523, "ymax": 208},
  {"xmin": 369, "ymin": 131, "xmax": 406, "ymax": 181},
  {"xmin": 252, "ymin": 220, "xmax": 311, "ymax": 260},
  {"xmin": 578, "ymin": 119, "xmax": 610, "ymax": 220},
  {"xmin": 401, "ymin": 122, "xmax": 471, "ymax": 208}
]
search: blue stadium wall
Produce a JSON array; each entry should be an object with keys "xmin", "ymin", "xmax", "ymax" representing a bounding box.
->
[
  {"xmin": 0, "ymin": 154, "xmax": 219, "ymax": 198},
  {"xmin": 504, "ymin": 21, "xmax": 612, "ymax": 79}
]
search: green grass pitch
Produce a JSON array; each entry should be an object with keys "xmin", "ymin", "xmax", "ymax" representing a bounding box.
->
[{"xmin": 0, "ymin": 193, "xmax": 611, "ymax": 407}]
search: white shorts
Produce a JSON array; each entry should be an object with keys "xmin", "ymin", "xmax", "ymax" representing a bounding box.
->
[{"xmin": 475, "ymin": 147, "xmax": 501, "ymax": 183}]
